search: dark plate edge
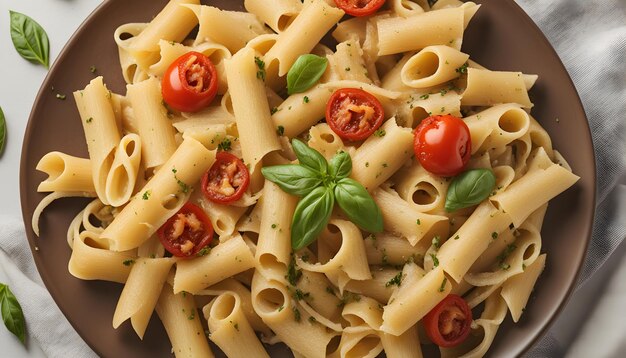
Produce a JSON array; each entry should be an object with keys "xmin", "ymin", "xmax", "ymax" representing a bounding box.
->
[{"xmin": 17, "ymin": 1, "xmax": 598, "ymax": 357}]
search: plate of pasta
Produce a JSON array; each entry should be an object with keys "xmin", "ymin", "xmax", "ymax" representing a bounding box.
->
[{"xmin": 20, "ymin": 0, "xmax": 595, "ymax": 357}]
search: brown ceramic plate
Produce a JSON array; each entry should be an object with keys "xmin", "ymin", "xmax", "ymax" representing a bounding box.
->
[{"xmin": 20, "ymin": 0, "xmax": 595, "ymax": 357}]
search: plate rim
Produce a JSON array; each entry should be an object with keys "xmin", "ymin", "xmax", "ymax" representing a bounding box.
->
[{"xmin": 18, "ymin": 0, "xmax": 597, "ymax": 356}]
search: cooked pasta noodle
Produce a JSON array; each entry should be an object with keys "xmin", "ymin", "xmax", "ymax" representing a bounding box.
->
[{"xmin": 32, "ymin": 1, "xmax": 579, "ymax": 357}]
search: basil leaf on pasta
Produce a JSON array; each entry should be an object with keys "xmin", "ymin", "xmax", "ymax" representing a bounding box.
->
[
  {"xmin": 287, "ymin": 54, "xmax": 328, "ymax": 95},
  {"xmin": 0, "ymin": 283, "xmax": 26, "ymax": 344},
  {"xmin": 0, "ymin": 107, "xmax": 6, "ymax": 156},
  {"xmin": 291, "ymin": 139, "xmax": 328, "ymax": 174},
  {"xmin": 445, "ymin": 169, "xmax": 496, "ymax": 212},
  {"xmin": 329, "ymin": 151, "xmax": 352, "ymax": 180},
  {"xmin": 261, "ymin": 165, "xmax": 322, "ymax": 196},
  {"xmin": 291, "ymin": 186, "xmax": 334, "ymax": 250},
  {"xmin": 334, "ymin": 178, "xmax": 383, "ymax": 233},
  {"xmin": 9, "ymin": 11, "xmax": 50, "ymax": 68}
]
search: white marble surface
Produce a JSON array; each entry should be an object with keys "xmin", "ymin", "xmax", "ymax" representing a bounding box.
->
[
  {"xmin": 0, "ymin": 0, "xmax": 622, "ymax": 357},
  {"xmin": 0, "ymin": 1, "xmax": 102, "ymax": 356}
]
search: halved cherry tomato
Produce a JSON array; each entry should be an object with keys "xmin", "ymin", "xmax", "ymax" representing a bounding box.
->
[
  {"xmin": 334, "ymin": 0, "xmax": 386, "ymax": 17},
  {"xmin": 325, "ymin": 88, "xmax": 385, "ymax": 141},
  {"xmin": 423, "ymin": 294, "xmax": 473, "ymax": 348},
  {"xmin": 157, "ymin": 203, "xmax": 213, "ymax": 258},
  {"xmin": 202, "ymin": 152, "xmax": 250, "ymax": 204},
  {"xmin": 161, "ymin": 51, "xmax": 218, "ymax": 113},
  {"xmin": 413, "ymin": 115, "xmax": 471, "ymax": 177}
]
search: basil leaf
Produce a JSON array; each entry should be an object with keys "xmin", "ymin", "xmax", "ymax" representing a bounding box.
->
[
  {"xmin": 0, "ymin": 283, "xmax": 26, "ymax": 344},
  {"xmin": 291, "ymin": 186, "xmax": 334, "ymax": 250},
  {"xmin": 9, "ymin": 11, "xmax": 50, "ymax": 68},
  {"xmin": 287, "ymin": 54, "xmax": 328, "ymax": 95},
  {"xmin": 445, "ymin": 168, "xmax": 496, "ymax": 212},
  {"xmin": 0, "ymin": 107, "xmax": 6, "ymax": 156},
  {"xmin": 291, "ymin": 139, "xmax": 328, "ymax": 174},
  {"xmin": 261, "ymin": 165, "xmax": 322, "ymax": 196},
  {"xmin": 334, "ymin": 178, "xmax": 383, "ymax": 233},
  {"xmin": 329, "ymin": 151, "xmax": 352, "ymax": 180}
]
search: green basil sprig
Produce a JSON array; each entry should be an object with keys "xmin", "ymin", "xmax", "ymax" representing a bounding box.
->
[
  {"xmin": 286, "ymin": 54, "xmax": 328, "ymax": 95},
  {"xmin": 445, "ymin": 168, "xmax": 496, "ymax": 212},
  {"xmin": 0, "ymin": 107, "xmax": 6, "ymax": 156},
  {"xmin": 0, "ymin": 283, "xmax": 26, "ymax": 344},
  {"xmin": 9, "ymin": 11, "xmax": 50, "ymax": 68},
  {"xmin": 262, "ymin": 139, "xmax": 383, "ymax": 250}
]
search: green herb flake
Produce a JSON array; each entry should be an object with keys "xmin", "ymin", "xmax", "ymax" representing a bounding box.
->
[
  {"xmin": 419, "ymin": 94, "xmax": 430, "ymax": 100},
  {"xmin": 374, "ymin": 129, "xmax": 386, "ymax": 137},
  {"xmin": 385, "ymin": 272, "xmax": 403, "ymax": 287},
  {"xmin": 142, "ymin": 190, "xmax": 151, "ymax": 200},
  {"xmin": 286, "ymin": 255, "xmax": 302, "ymax": 286},
  {"xmin": 308, "ymin": 316, "xmax": 317, "ymax": 324},
  {"xmin": 453, "ymin": 235, "xmax": 460, "ymax": 240},
  {"xmin": 292, "ymin": 306, "xmax": 301, "ymax": 322},
  {"xmin": 293, "ymin": 289, "xmax": 310, "ymax": 301},
  {"xmin": 85, "ymin": 117, "xmax": 93, "ymax": 124},
  {"xmin": 276, "ymin": 125, "xmax": 285, "ymax": 136},
  {"xmin": 254, "ymin": 56, "xmax": 266, "ymax": 81},
  {"xmin": 303, "ymin": 96, "xmax": 310, "ymax": 103},
  {"xmin": 123, "ymin": 259, "xmax": 135, "ymax": 266},
  {"xmin": 89, "ymin": 65, "xmax": 97, "ymax": 73},
  {"xmin": 56, "ymin": 94, "xmax": 66, "ymax": 100},
  {"xmin": 430, "ymin": 253, "xmax": 439, "ymax": 267},
  {"xmin": 196, "ymin": 246, "xmax": 210, "ymax": 257},
  {"xmin": 187, "ymin": 310, "xmax": 195, "ymax": 320},
  {"xmin": 218, "ymin": 138, "xmax": 232, "ymax": 151},
  {"xmin": 278, "ymin": 305, "xmax": 284, "ymax": 312},
  {"xmin": 416, "ymin": 219, "xmax": 421, "ymax": 225},
  {"xmin": 431, "ymin": 235, "xmax": 441, "ymax": 249},
  {"xmin": 492, "ymin": 232, "xmax": 499, "ymax": 240},
  {"xmin": 456, "ymin": 62, "xmax": 469, "ymax": 74},
  {"xmin": 439, "ymin": 277, "xmax": 448, "ymax": 292}
]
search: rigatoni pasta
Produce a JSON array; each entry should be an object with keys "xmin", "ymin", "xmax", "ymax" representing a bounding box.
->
[{"xmin": 32, "ymin": 1, "xmax": 580, "ymax": 357}]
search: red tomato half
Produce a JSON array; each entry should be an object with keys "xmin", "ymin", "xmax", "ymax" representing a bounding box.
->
[
  {"xmin": 162, "ymin": 51, "xmax": 218, "ymax": 113},
  {"xmin": 157, "ymin": 203, "xmax": 214, "ymax": 258},
  {"xmin": 334, "ymin": 0, "xmax": 386, "ymax": 17},
  {"xmin": 423, "ymin": 294, "xmax": 473, "ymax": 348},
  {"xmin": 413, "ymin": 115, "xmax": 471, "ymax": 177},
  {"xmin": 325, "ymin": 88, "xmax": 385, "ymax": 141},
  {"xmin": 202, "ymin": 152, "xmax": 250, "ymax": 204}
]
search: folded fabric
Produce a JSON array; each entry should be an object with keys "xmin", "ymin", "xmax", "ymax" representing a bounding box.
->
[
  {"xmin": 513, "ymin": 0, "xmax": 626, "ymax": 356},
  {"xmin": 0, "ymin": 215, "xmax": 97, "ymax": 358}
]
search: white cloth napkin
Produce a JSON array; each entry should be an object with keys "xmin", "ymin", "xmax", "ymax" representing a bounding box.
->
[
  {"xmin": 0, "ymin": 0, "xmax": 624, "ymax": 357},
  {"xmin": 513, "ymin": 0, "xmax": 626, "ymax": 356},
  {"xmin": 0, "ymin": 215, "xmax": 96, "ymax": 358}
]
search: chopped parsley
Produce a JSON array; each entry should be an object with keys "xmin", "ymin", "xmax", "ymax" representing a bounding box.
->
[
  {"xmin": 308, "ymin": 316, "xmax": 317, "ymax": 324},
  {"xmin": 293, "ymin": 289, "xmax": 310, "ymax": 301},
  {"xmin": 142, "ymin": 190, "xmax": 151, "ymax": 200},
  {"xmin": 430, "ymin": 253, "xmax": 439, "ymax": 267},
  {"xmin": 89, "ymin": 65, "xmax": 97, "ymax": 73},
  {"xmin": 172, "ymin": 168, "xmax": 189, "ymax": 193},
  {"xmin": 453, "ymin": 235, "xmax": 460, "ymax": 240},
  {"xmin": 344, "ymin": 67, "xmax": 351, "ymax": 71},
  {"xmin": 491, "ymin": 232, "xmax": 499, "ymax": 240},
  {"xmin": 286, "ymin": 255, "xmax": 302, "ymax": 286},
  {"xmin": 85, "ymin": 117, "xmax": 93, "ymax": 123},
  {"xmin": 303, "ymin": 96, "xmax": 310, "ymax": 103},
  {"xmin": 416, "ymin": 219, "xmax": 421, "ymax": 225},
  {"xmin": 374, "ymin": 129, "xmax": 386, "ymax": 137},
  {"xmin": 497, "ymin": 244, "xmax": 517, "ymax": 270},
  {"xmin": 122, "ymin": 259, "xmax": 135, "ymax": 266},
  {"xmin": 254, "ymin": 56, "xmax": 266, "ymax": 81},
  {"xmin": 431, "ymin": 236, "xmax": 441, "ymax": 249},
  {"xmin": 187, "ymin": 310, "xmax": 195, "ymax": 320},
  {"xmin": 218, "ymin": 138, "xmax": 232, "ymax": 151},
  {"xmin": 196, "ymin": 246, "xmax": 211, "ymax": 257},
  {"xmin": 292, "ymin": 306, "xmax": 301, "ymax": 322},
  {"xmin": 270, "ymin": 107, "xmax": 280, "ymax": 115},
  {"xmin": 271, "ymin": 223, "xmax": 277, "ymax": 229},
  {"xmin": 278, "ymin": 305, "xmax": 284, "ymax": 312},
  {"xmin": 276, "ymin": 125, "xmax": 285, "ymax": 136},
  {"xmin": 455, "ymin": 62, "xmax": 469, "ymax": 74},
  {"xmin": 439, "ymin": 277, "xmax": 448, "ymax": 292},
  {"xmin": 419, "ymin": 94, "xmax": 430, "ymax": 100},
  {"xmin": 385, "ymin": 272, "xmax": 403, "ymax": 287}
]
